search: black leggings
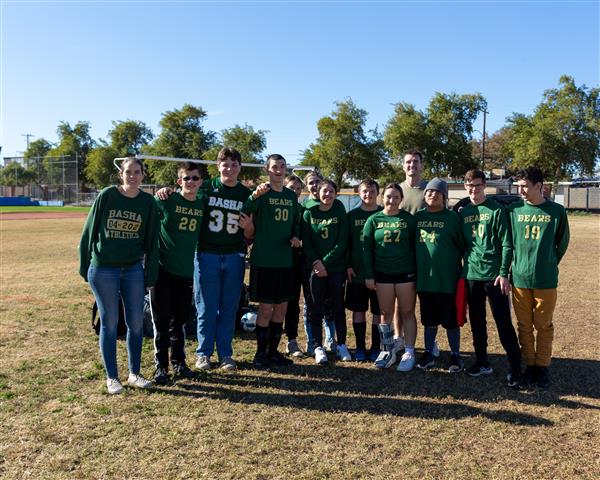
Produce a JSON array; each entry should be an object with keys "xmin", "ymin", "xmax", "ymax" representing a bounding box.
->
[{"xmin": 309, "ymin": 270, "xmax": 346, "ymax": 347}]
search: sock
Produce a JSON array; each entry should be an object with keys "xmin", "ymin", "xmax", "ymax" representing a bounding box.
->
[
  {"xmin": 256, "ymin": 325, "xmax": 269, "ymax": 354},
  {"xmin": 268, "ymin": 322, "xmax": 283, "ymax": 355},
  {"xmin": 424, "ymin": 326, "xmax": 438, "ymax": 353},
  {"xmin": 353, "ymin": 322, "xmax": 367, "ymax": 350},
  {"xmin": 446, "ymin": 327, "xmax": 460, "ymax": 355},
  {"xmin": 371, "ymin": 324, "xmax": 381, "ymax": 350},
  {"xmin": 378, "ymin": 323, "xmax": 393, "ymax": 352}
]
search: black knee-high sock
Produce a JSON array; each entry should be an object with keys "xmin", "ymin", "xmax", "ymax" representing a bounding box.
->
[
  {"xmin": 256, "ymin": 325, "xmax": 269, "ymax": 354},
  {"xmin": 268, "ymin": 322, "xmax": 283, "ymax": 355},
  {"xmin": 370, "ymin": 324, "xmax": 381, "ymax": 350},
  {"xmin": 353, "ymin": 322, "xmax": 367, "ymax": 350}
]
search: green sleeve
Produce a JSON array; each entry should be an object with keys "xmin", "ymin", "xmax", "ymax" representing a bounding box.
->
[
  {"xmin": 497, "ymin": 207, "xmax": 512, "ymax": 277},
  {"xmin": 78, "ymin": 191, "xmax": 106, "ymax": 281},
  {"xmin": 555, "ymin": 209, "xmax": 570, "ymax": 264},
  {"xmin": 322, "ymin": 207, "xmax": 348, "ymax": 267},
  {"xmin": 301, "ymin": 209, "xmax": 318, "ymax": 265},
  {"xmin": 143, "ymin": 199, "xmax": 160, "ymax": 287},
  {"xmin": 242, "ymin": 194, "xmax": 259, "ymax": 215},
  {"xmin": 362, "ymin": 217, "xmax": 375, "ymax": 280},
  {"xmin": 292, "ymin": 201, "xmax": 301, "ymax": 239}
]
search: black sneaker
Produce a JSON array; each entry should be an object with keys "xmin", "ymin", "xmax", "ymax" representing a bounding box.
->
[
  {"xmin": 253, "ymin": 351, "xmax": 270, "ymax": 370},
  {"xmin": 153, "ymin": 366, "xmax": 169, "ymax": 385},
  {"xmin": 507, "ymin": 371, "xmax": 521, "ymax": 389},
  {"xmin": 523, "ymin": 365, "xmax": 537, "ymax": 386},
  {"xmin": 536, "ymin": 366, "xmax": 550, "ymax": 388},
  {"xmin": 448, "ymin": 354, "xmax": 464, "ymax": 373},
  {"xmin": 416, "ymin": 351, "xmax": 435, "ymax": 370},
  {"xmin": 173, "ymin": 363, "xmax": 197, "ymax": 379},
  {"xmin": 268, "ymin": 350, "xmax": 293, "ymax": 366},
  {"xmin": 466, "ymin": 361, "xmax": 493, "ymax": 377}
]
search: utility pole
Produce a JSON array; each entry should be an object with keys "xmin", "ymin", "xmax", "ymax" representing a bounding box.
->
[
  {"xmin": 22, "ymin": 133, "xmax": 35, "ymax": 151},
  {"xmin": 481, "ymin": 109, "xmax": 487, "ymax": 170}
]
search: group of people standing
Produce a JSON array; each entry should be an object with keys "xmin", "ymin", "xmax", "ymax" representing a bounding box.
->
[{"xmin": 79, "ymin": 147, "xmax": 569, "ymax": 395}]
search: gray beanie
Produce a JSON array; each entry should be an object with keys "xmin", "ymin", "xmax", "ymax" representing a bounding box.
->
[{"xmin": 424, "ymin": 178, "xmax": 448, "ymax": 198}]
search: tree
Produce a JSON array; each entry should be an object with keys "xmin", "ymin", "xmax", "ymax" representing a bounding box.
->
[
  {"xmin": 23, "ymin": 138, "xmax": 53, "ymax": 188},
  {"xmin": 301, "ymin": 99, "xmax": 385, "ymax": 186},
  {"xmin": 471, "ymin": 127, "xmax": 513, "ymax": 172},
  {"xmin": 0, "ymin": 162, "xmax": 35, "ymax": 196},
  {"xmin": 84, "ymin": 144, "xmax": 119, "ymax": 188},
  {"xmin": 204, "ymin": 124, "xmax": 268, "ymax": 182},
  {"xmin": 384, "ymin": 93, "xmax": 487, "ymax": 178},
  {"xmin": 506, "ymin": 76, "xmax": 600, "ymax": 181},
  {"xmin": 145, "ymin": 104, "xmax": 216, "ymax": 185}
]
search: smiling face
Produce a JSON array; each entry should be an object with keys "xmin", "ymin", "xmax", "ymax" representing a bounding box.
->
[
  {"xmin": 285, "ymin": 179, "xmax": 303, "ymax": 198},
  {"xmin": 177, "ymin": 167, "xmax": 202, "ymax": 196},
  {"xmin": 425, "ymin": 189, "xmax": 445, "ymax": 211},
  {"xmin": 403, "ymin": 153, "xmax": 423, "ymax": 179},
  {"xmin": 464, "ymin": 178, "xmax": 486, "ymax": 204},
  {"xmin": 119, "ymin": 159, "xmax": 144, "ymax": 189},
  {"xmin": 517, "ymin": 178, "xmax": 543, "ymax": 204},
  {"xmin": 218, "ymin": 157, "xmax": 241, "ymax": 186},
  {"xmin": 266, "ymin": 158, "xmax": 286, "ymax": 186},
  {"xmin": 306, "ymin": 174, "xmax": 322, "ymax": 199},
  {"xmin": 318, "ymin": 182, "xmax": 336, "ymax": 207},
  {"xmin": 383, "ymin": 186, "xmax": 402, "ymax": 213},
  {"xmin": 359, "ymin": 183, "xmax": 379, "ymax": 208}
]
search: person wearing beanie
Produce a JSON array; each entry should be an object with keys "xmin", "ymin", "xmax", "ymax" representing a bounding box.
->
[{"xmin": 414, "ymin": 178, "xmax": 466, "ymax": 373}]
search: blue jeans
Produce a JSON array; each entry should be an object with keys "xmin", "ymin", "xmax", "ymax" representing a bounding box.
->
[
  {"xmin": 194, "ymin": 252, "xmax": 245, "ymax": 359},
  {"xmin": 88, "ymin": 262, "xmax": 145, "ymax": 379}
]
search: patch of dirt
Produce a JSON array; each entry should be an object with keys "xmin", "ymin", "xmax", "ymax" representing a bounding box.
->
[{"xmin": 0, "ymin": 212, "xmax": 88, "ymax": 220}]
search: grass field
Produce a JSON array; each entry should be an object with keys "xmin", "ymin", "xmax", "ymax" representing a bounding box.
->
[{"xmin": 1, "ymin": 215, "xmax": 599, "ymax": 479}]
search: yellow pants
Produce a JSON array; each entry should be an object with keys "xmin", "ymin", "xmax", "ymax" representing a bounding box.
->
[{"xmin": 512, "ymin": 287, "xmax": 557, "ymax": 367}]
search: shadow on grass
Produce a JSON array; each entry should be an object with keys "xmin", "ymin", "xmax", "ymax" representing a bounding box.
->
[{"xmin": 148, "ymin": 353, "xmax": 600, "ymax": 426}]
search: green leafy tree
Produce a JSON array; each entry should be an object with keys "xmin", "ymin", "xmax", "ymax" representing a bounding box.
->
[
  {"xmin": 84, "ymin": 144, "xmax": 119, "ymax": 188},
  {"xmin": 0, "ymin": 162, "xmax": 36, "ymax": 196},
  {"xmin": 471, "ymin": 127, "xmax": 514, "ymax": 172},
  {"xmin": 145, "ymin": 104, "xmax": 216, "ymax": 185},
  {"xmin": 301, "ymin": 99, "xmax": 385, "ymax": 186},
  {"xmin": 24, "ymin": 138, "xmax": 53, "ymax": 191},
  {"xmin": 384, "ymin": 93, "xmax": 487, "ymax": 178},
  {"xmin": 507, "ymin": 76, "xmax": 600, "ymax": 181},
  {"xmin": 204, "ymin": 124, "xmax": 268, "ymax": 183}
]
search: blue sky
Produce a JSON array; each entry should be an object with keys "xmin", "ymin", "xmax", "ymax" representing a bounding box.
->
[{"xmin": 1, "ymin": 0, "xmax": 598, "ymax": 163}]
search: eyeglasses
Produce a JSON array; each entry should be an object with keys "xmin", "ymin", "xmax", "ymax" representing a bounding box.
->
[
  {"xmin": 182, "ymin": 176, "xmax": 201, "ymax": 182},
  {"xmin": 465, "ymin": 183, "xmax": 485, "ymax": 190}
]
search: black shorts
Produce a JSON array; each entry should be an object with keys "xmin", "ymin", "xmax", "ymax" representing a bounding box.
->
[
  {"xmin": 418, "ymin": 291, "xmax": 458, "ymax": 329},
  {"xmin": 345, "ymin": 282, "xmax": 381, "ymax": 315},
  {"xmin": 250, "ymin": 265, "xmax": 294, "ymax": 304},
  {"xmin": 374, "ymin": 271, "xmax": 417, "ymax": 284}
]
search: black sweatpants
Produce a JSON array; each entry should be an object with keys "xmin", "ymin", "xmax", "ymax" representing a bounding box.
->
[
  {"xmin": 467, "ymin": 279, "xmax": 521, "ymax": 373},
  {"xmin": 309, "ymin": 270, "xmax": 346, "ymax": 347},
  {"xmin": 150, "ymin": 267, "xmax": 194, "ymax": 369},
  {"xmin": 284, "ymin": 251, "xmax": 303, "ymax": 340}
]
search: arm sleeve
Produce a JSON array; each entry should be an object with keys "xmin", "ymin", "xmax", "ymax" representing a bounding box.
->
[
  {"xmin": 362, "ymin": 217, "xmax": 375, "ymax": 279},
  {"xmin": 143, "ymin": 199, "xmax": 160, "ymax": 288},
  {"xmin": 322, "ymin": 206, "xmax": 348, "ymax": 267},
  {"xmin": 345, "ymin": 212, "xmax": 353, "ymax": 269},
  {"xmin": 241, "ymin": 194, "xmax": 259, "ymax": 215},
  {"xmin": 292, "ymin": 201, "xmax": 301, "ymax": 239},
  {"xmin": 498, "ymin": 207, "xmax": 513, "ymax": 277},
  {"xmin": 555, "ymin": 208, "xmax": 570, "ymax": 264},
  {"xmin": 301, "ymin": 209, "xmax": 318, "ymax": 265},
  {"xmin": 78, "ymin": 191, "xmax": 105, "ymax": 281}
]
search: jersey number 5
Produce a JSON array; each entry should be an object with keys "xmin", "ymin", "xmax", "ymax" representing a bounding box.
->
[{"xmin": 208, "ymin": 210, "xmax": 239, "ymax": 234}]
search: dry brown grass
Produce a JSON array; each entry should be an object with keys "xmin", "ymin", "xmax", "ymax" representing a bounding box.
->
[{"xmin": 1, "ymin": 215, "xmax": 599, "ymax": 480}]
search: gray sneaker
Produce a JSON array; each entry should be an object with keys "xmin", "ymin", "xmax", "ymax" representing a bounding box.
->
[
  {"xmin": 286, "ymin": 339, "xmax": 305, "ymax": 358},
  {"xmin": 195, "ymin": 355, "xmax": 211, "ymax": 370},
  {"xmin": 106, "ymin": 378, "xmax": 123, "ymax": 395},
  {"xmin": 127, "ymin": 373, "xmax": 153, "ymax": 389},
  {"xmin": 219, "ymin": 357, "xmax": 237, "ymax": 371}
]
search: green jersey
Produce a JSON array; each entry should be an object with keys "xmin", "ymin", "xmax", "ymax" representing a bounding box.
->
[
  {"xmin": 302, "ymin": 197, "xmax": 320, "ymax": 209},
  {"xmin": 198, "ymin": 177, "xmax": 251, "ymax": 254},
  {"xmin": 415, "ymin": 208, "xmax": 464, "ymax": 294},
  {"xmin": 460, "ymin": 198, "xmax": 512, "ymax": 281},
  {"xmin": 156, "ymin": 193, "xmax": 206, "ymax": 278},
  {"xmin": 507, "ymin": 199, "xmax": 570, "ymax": 289},
  {"xmin": 79, "ymin": 186, "xmax": 159, "ymax": 287},
  {"xmin": 400, "ymin": 180, "xmax": 427, "ymax": 215},
  {"xmin": 242, "ymin": 186, "xmax": 301, "ymax": 268},
  {"xmin": 362, "ymin": 210, "xmax": 417, "ymax": 279},
  {"xmin": 301, "ymin": 199, "xmax": 348, "ymax": 273},
  {"xmin": 347, "ymin": 205, "xmax": 383, "ymax": 284}
]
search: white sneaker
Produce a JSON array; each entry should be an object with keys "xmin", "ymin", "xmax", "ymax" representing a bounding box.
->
[
  {"xmin": 286, "ymin": 339, "xmax": 305, "ymax": 358},
  {"xmin": 432, "ymin": 340, "xmax": 441, "ymax": 358},
  {"xmin": 195, "ymin": 355, "xmax": 211, "ymax": 370},
  {"xmin": 219, "ymin": 357, "xmax": 237, "ymax": 371},
  {"xmin": 396, "ymin": 351, "xmax": 416, "ymax": 372},
  {"xmin": 374, "ymin": 350, "xmax": 396, "ymax": 369},
  {"xmin": 127, "ymin": 373, "xmax": 152, "ymax": 389},
  {"xmin": 106, "ymin": 378, "xmax": 123, "ymax": 395},
  {"xmin": 336, "ymin": 344, "xmax": 352, "ymax": 362},
  {"xmin": 315, "ymin": 346, "xmax": 328, "ymax": 365}
]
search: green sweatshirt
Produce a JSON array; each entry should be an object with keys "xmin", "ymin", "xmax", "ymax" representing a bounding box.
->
[
  {"xmin": 156, "ymin": 193, "xmax": 206, "ymax": 278},
  {"xmin": 507, "ymin": 199, "xmax": 570, "ymax": 289},
  {"xmin": 415, "ymin": 208, "xmax": 464, "ymax": 294},
  {"xmin": 79, "ymin": 186, "xmax": 159, "ymax": 287},
  {"xmin": 301, "ymin": 199, "xmax": 348, "ymax": 273},
  {"xmin": 198, "ymin": 177, "xmax": 251, "ymax": 254},
  {"xmin": 302, "ymin": 197, "xmax": 320, "ymax": 209},
  {"xmin": 362, "ymin": 210, "xmax": 417, "ymax": 279},
  {"xmin": 460, "ymin": 198, "xmax": 512, "ymax": 280},
  {"xmin": 242, "ymin": 186, "xmax": 301, "ymax": 268},
  {"xmin": 346, "ymin": 205, "xmax": 383, "ymax": 284}
]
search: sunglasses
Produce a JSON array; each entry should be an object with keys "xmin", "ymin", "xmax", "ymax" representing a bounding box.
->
[{"xmin": 182, "ymin": 176, "xmax": 201, "ymax": 182}]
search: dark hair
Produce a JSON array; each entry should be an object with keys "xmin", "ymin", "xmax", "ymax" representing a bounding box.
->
[
  {"xmin": 118, "ymin": 157, "xmax": 146, "ymax": 184},
  {"xmin": 304, "ymin": 169, "xmax": 323, "ymax": 184},
  {"xmin": 358, "ymin": 178, "xmax": 380, "ymax": 193},
  {"xmin": 217, "ymin": 146, "xmax": 242, "ymax": 164},
  {"xmin": 515, "ymin": 166, "xmax": 544, "ymax": 185},
  {"xmin": 464, "ymin": 169, "xmax": 486, "ymax": 183},
  {"xmin": 177, "ymin": 162, "xmax": 201, "ymax": 176},
  {"xmin": 266, "ymin": 153, "xmax": 286, "ymax": 167},
  {"xmin": 383, "ymin": 182, "xmax": 404, "ymax": 199},
  {"xmin": 285, "ymin": 174, "xmax": 303, "ymax": 186},
  {"xmin": 404, "ymin": 149, "xmax": 423, "ymax": 162},
  {"xmin": 319, "ymin": 179, "xmax": 338, "ymax": 193}
]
